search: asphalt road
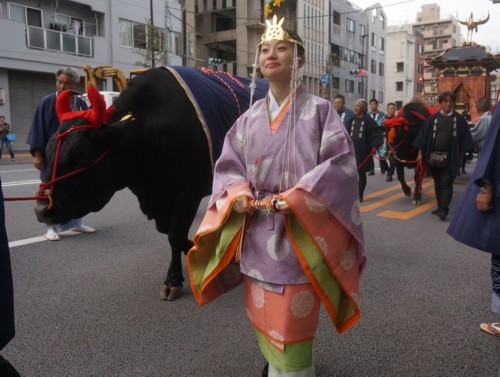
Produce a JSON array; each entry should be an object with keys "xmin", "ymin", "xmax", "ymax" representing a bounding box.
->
[{"xmin": 1, "ymin": 161, "xmax": 499, "ymax": 377}]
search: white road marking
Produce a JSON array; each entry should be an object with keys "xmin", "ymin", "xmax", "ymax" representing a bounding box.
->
[
  {"xmin": 2, "ymin": 179, "xmax": 40, "ymax": 187},
  {"xmin": 9, "ymin": 231, "xmax": 81, "ymax": 248},
  {"xmin": 0, "ymin": 168, "xmax": 38, "ymax": 174}
]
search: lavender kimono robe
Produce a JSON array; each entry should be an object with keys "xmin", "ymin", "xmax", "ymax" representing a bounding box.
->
[{"xmin": 188, "ymin": 85, "xmax": 366, "ymax": 333}]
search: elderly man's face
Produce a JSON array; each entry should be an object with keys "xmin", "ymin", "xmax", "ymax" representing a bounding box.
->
[
  {"xmin": 354, "ymin": 102, "xmax": 365, "ymax": 115},
  {"xmin": 56, "ymin": 73, "xmax": 78, "ymax": 95}
]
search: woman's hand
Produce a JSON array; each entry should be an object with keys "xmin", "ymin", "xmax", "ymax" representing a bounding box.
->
[{"xmin": 233, "ymin": 196, "xmax": 255, "ymax": 215}]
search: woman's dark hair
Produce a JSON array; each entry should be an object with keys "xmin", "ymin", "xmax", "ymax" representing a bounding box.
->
[
  {"xmin": 285, "ymin": 29, "xmax": 305, "ymax": 57},
  {"xmin": 437, "ymin": 91, "xmax": 456, "ymax": 104}
]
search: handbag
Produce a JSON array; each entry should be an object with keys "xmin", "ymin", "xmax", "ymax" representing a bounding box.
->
[
  {"xmin": 428, "ymin": 151, "xmax": 448, "ymax": 168},
  {"xmin": 6, "ymin": 133, "xmax": 16, "ymax": 141}
]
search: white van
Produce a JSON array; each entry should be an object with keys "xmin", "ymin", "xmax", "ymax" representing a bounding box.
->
[{"xmin": 81, "ymin": 91, "xmax": 120, "ymax": 108}]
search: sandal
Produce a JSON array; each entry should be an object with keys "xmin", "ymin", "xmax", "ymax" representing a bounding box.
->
[{"xmin": 479, "ymin": 322, "xmax": 500, "ymax": 336}]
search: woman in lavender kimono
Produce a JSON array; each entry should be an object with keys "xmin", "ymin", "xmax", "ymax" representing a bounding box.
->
[{"xmin": 187, "ymin": 16, "xmax": 366, "ymax": 377}]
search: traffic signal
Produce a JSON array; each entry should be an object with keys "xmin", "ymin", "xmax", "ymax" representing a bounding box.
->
[{"xmin": 349, "ymin": 69, "xmax": 366, "ymax": 77}]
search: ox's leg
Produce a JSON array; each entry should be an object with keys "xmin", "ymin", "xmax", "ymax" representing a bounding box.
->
[
  {"xmin": 156, "ymin": 194, "xmax": 202, "ymax": 301},
  {"xmin": 396, "ymin": 164, "xmax": 412, "ymax": 197}
]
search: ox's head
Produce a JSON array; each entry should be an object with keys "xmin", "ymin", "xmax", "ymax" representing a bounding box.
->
[{"xmin": 34, "ymin": 86, "xmax": 132, "ymax": 225}]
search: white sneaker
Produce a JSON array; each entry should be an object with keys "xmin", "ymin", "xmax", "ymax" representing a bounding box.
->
[
  {"xmin": 45, "ymin": 227, "xmax": 60, "ymax": 241},
  {"xmin": 71, "ymin": 224, "xmax": 96, "ymax": 233}
]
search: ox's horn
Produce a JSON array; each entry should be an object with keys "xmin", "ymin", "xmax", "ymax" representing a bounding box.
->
[
  {"xmin": 56, "ymin": 90, "xmax": 75, "ymax": 123},
  {"xmin": 86, "ymin": 85, "xmax": 107, "ymax": 126}
]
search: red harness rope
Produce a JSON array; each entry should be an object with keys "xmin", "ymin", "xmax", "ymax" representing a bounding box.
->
[{"xmin": 3, "ymin": 124, "xmax": 107, "ymax": 206}]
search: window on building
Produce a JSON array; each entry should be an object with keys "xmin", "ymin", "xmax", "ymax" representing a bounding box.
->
[
  {"xmin": 371, "ymin": 9, "xmax": 376, "ymax": 23},
  {"xmin": 345, "ymin": 79, "xmax": 354, "ymax": 93},
  {"xmin": 333, "ymin": 11, "xmax": 340, "ymax": 26},
  {"xmin": 378, "ymin": 91, "xmax": 384, "ymax": 103},
  {"xmin": 214, "ymin": 14, "xmax": 235, "ymax": 32},
  {"xmin": 379, "ymin": 37, "xmax": 385, "ymax": 52},
  {"xmin": 416, "ymin": 83, "xmax": 423, "ymax": 94},
  {"xmin": 418, "ymin": 44, "xmax": 424, "ymax": 54},
  {"xmin": 332, "ymin": 78, "xmax": 340, "ymax": 90},
  {"xmin": 395, "ymin": 100, "xmax": 403, "ymax": 109},
  {"xmin": 396, "ymin": 81, "xmax": 404, "ymax": 91},
  {"xmin": 8, "ymin": 3, "xmax": 42, "ymax": 27},
  {"xmin": 371, "ymin": 90, "xmax": 376, "ymax": 100},
  {"xmin": 380, "ymin": 13, "xmax": 385, "ymax": 29},
  {"xmin": 347, "ymin": 18, "xmax": 355, "ymax": 32},
  {"xmin": 379, "ymin": 62, "xmax": 384, "ymax": 76},
  {"xmin": 371, "ymin": 32, "xmax": 376, "ymax": 48},
  {"xmin": 360, "ymin": 24, "xmax": 366, "ymax": 36},
  {"xmin": 396, "ymin": 62, "xmax": 404, "ymax": 72},
  {"xmin": 417, "ymin": 63, "xmax": 423, "ymax": 74},
  {"xmin": 119, "ymin": 19, "xmax": 164, "ymax": 51},
  {"xmin": 54, "ymin": 14, "xmax": 84, "ymax": 35},
  {"xmin": 371, "ymin": 59, "xmax": 376, "ymax": 74}
]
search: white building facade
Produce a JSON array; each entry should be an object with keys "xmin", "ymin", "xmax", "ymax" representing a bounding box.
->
[{"xmin": 0, "ymin": 0, "xmax": 182, "ymax": 145}]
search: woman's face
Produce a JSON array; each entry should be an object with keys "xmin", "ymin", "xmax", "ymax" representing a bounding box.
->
[{"xmin": 259, "ymin": 40, "xmax": 297, "ymax": 83}]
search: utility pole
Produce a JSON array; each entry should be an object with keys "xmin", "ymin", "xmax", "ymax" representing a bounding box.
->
[
  {"xmin": 150, "ymin": 0, "xmax": 155, "ymax": 68},
  {"xmin": 165, "ymin": 1, "xmax": 172, "ymax": 66},
  {"xmin": 361, "ymin": 34, "xmax": 368, "ymax": 100}
]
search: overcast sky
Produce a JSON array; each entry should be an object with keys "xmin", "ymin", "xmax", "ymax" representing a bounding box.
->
[{"xmin": 351, "ymin": 0, "xmax": 499, "ymax": 52}]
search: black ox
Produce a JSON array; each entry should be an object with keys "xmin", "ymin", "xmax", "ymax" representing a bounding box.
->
[
  {"xmin": 382, "ymin": 101, "xmax": 436, "ymax": 205},
  {"xmin": 34, "ymin": 67, "xmax": 267, "ymax": 300}
]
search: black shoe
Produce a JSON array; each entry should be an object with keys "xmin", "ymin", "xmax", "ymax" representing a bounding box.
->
[
  {"xmin": 431, "ymin": 209, "xmax": 439, "ymax": 215},
  {"xmin": 436, "ymin": 211, "xmax": 447, "ymax": 221},
  {"xmin": 381, "ymin": 169, "xmax": 387, "ymax": 174},
  {"xmin": 262, "ymin": 363, "xmax": 269, "ymax": 377},
  {"xmin": 0, "ymin": 355, "xmax": 20, "ymax": 377},
  {"xmin": 386, "ymin": 175, "xmax": 393, "ymax": 182},
  {"xmin": 368, "ymin": 170, "xmax": 375, "ymax": 176}
]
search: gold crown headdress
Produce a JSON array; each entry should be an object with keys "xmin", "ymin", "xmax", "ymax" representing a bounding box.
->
[{"xmin": 259, "ymin": 15, "xmax": 304, "ymax": 47}]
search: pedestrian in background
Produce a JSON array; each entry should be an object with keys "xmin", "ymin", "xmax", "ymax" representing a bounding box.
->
[
  {"xmin": 470, "ymin": 97, "xmax": 492, "ymax": 155},
  {"xmin": 333, "ymin": 94, "xmax": 354, "ymax": 127},
  {"xmin": 26, "ymin": 67, "xmax": 96, "ymax": 241},
  {"xmin": 414, "ymin": 91, "xmax": 474, "ymax": 221},
  {"xmin": 381, "ymin": 103, "xmax": 396, "ymax": 182},
  {"xmin": 0, "ymin": 116, "xmax": 15, "ymax": 161},
  {"xmin": 447, "ymin": 104, "xmax": 500, "ymax": 336},
  {"xmin": 367, "ymin": 98, "xmax": 385, "ymax": 175},
  {"xmin": 347, "ymin": 99, "xmax": 383, "ymax": 202}
]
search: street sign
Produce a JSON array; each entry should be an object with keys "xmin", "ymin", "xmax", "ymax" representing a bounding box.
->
[
  {"xmin": 333, "ymin": 70, "xmax": 345, "ymax": 77},
  {"xmin": 320, "ymin": 74, "xmax": 331, "ymax": 85}
]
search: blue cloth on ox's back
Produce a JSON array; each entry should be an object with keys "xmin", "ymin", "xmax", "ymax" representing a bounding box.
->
[{"xmin": 164, "ymin": 66, "xmax": 268, "ymax": 166}]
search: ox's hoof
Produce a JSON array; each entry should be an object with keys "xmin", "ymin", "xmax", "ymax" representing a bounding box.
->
[
  {"xmin": 167, "ymin": 286, "xmax": 183, "ymax": 301},
  {"xmin": 160, "ymin": 284, "xmax": 170, "ymax": 300},
  {"xmin": 159, "ymin": 284, "xmax": 183, "ymax": 301}
]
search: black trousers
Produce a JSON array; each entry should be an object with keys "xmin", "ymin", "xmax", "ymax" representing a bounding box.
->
[
  {"xmin": 358, "ymin": 171, "xmax": 367, "ymax": 200},
  {"xmin": 430, "ymin": 166, "xmax": 455, "ymax": 215}
]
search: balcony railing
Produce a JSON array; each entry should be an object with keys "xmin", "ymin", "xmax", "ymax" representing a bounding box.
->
[{"xmin": 26, "ymin": 26, "xmax": 93, "ymax": 57}]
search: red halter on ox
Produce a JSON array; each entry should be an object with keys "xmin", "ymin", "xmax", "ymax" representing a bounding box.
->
[
  {"xmin": 3, "ymin": 86, "xmax": 114, "ymax": 204},
  {"xmin": 33, "ymin": 86, "xmax": 115, "ymax": 208}
]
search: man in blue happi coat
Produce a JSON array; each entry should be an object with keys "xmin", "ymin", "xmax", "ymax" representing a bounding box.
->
[
  {"xmin": 448, "ymin": 104, "xmax": 500, "ymax": 337},
  {"xmin": 26, "ymin": 67, "xmax": 96, "ymax": 241}
]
